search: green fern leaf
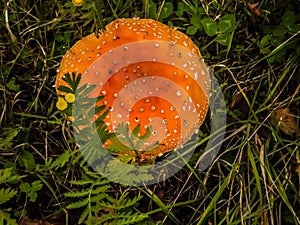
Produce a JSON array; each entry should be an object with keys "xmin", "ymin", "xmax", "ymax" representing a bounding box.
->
[
  {"xmin": 76, "ymin": 84, "xmax": 96, "ymax": 98},
  {"xmin": 0, "ymin": 209, "xmax": 17, "ymax": 225},
  {"xmin": 90, "ymin": 193, "xmax": 108, "ymax": 203},
  {"xmin": 0, "ymin": 168, "xmax": 21, "ymax": 184},
  {"xmin": 105, "ymin": 160, "xmax": 154, "ymax": 184},
  {"xmin": 120, "ymin": 195, "xmax": 143, "ymax": 209},
  {"xmin": 57, "ymin": 86, "xmax": 73, "ymax": 93},
  {"xmin": 66, "ymin": 198, "xmax": 89, "ymax": 209},
  {"xmin": 92, "ymin": 185, "xmax": 111, "ymax": 195},
  {"xmin": 118, "ymin": 212, "xmax": 148, "ymax": 225},
  {"xmin": 132, "ymin": 124, "xmax": 141, "ymax": 138},
  {"xmin": 0, "ymin": 127, "xmax": 19, "ymax": 151},
  {"xmin": 78, "ymin": 207, "xmax": 90, "ymax": 224},
  {"xmin": 0, "ymin": 169, "xmax": 13, "ymax": 184},
  {"xmin": 64, "ymin": 189, "xmax": 90, "ymax": 198},
  {"xmin": 70, "ymin": 180, "xmax": 94, "ymax": 185},
  {"xmin": 0, "ymin": 188, "xmax": 17, "ymax": 205},
  {"xmin": 139, "ymin": 126, "xmax": 151, "ymax": 140},
  {"xmin": 61, "ymin": 72, "xmax": 82, "ymax": 92},
  {"xmin": 50, "ymin": 150, "xmax": 72, "ymax": 169}
]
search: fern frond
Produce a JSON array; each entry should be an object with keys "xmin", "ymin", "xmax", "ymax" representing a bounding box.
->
[
  {"xmin": 61, "ymin": 72, "xmax": 82, "ymax": 92},
  {"xmin": 70, "ymin": 180, "xmax": 95, "ymax": 185},
  {"xmin": 91, "ymin": 185, "xmax": 111, "ymax": 195},
  {"xmin": 49, "ymin": 150, "xmax": 72, "ymax": 169},
  {"xmin": 0, "ymin": 188, "xmax": 17, "ymax": 205},
  {"xmin": 0, "ymin": 127, "xmax": 19, "ymax": 151},
  {"xmin": 0, "ymin": 209, "xmax": 17, "ymax": 225},
  {"xmin": 66, "ymin": 198, "xmax": 89, "ymax": 209},
  {"xmin": 57, "ymin": 86, "xmax": 73, "ymax": 94},
  {"xmin": 64, "ymin": 189, "xmax": 90, "ymax": 198},
  {"xmin": 116, "ymin": 211, "xmax": 148, "ymax": 225},
  {"xmin": 78, "ymin": 207, "xmax": 90, "ymax": 224},
  {"xmin": 104, "ymin": 159, "xmax": 154, "ymax": 184},
  {"xmin": 65, "ymin": 173, "xmax": 150, "ymax": 224},
  {"xmin": 119, "ymin": 195, "xmax": 143, "ymax": 210},
  {"xmin": 0, "ymin": 168, "xmax": 22, "ymax": 184}
]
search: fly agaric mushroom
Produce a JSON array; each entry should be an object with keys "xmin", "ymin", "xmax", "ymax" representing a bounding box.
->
[{"xmin": 56, "ymin": 18, "xmax": 211, "ymax": 160}]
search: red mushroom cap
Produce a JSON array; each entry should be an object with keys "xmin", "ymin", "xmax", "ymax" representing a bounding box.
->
[{"xmin": 56, "ymin": 18, "xmax": 210, "ymax": 160}]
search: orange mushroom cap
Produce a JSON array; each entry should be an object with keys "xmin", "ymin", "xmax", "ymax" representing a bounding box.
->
[{"xmin": 56, "ymin": 18, "xmax": 211, "ymax": 160}]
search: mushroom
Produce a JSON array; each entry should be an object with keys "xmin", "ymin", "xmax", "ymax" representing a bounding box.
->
[{"xmin": 56, "ymin": 18, "xmax": 211, "ymax": 160}]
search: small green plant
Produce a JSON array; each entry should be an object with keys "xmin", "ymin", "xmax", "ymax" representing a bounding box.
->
[
  {"xmin": 0, "ymin": 127, "xmax": 20, "ymax": 151},
  {"xmin": 157, "ymin": 2, "xmax": 173, "ymax": 21},
  {"xmin": 258, "ymin": 8, "xmax": 300, "ymax": 63},
  {"xmin": 0, "ymin": 168, "xmax": 22, "ymax": 225},
  {"xmin": 65, "ymin": 170, "xmax": 148, "ymax": 224},
  {"xmin": 19, "ymin": 180, "xmax": 43, "ymax": 202},
  {"xmin": 145, "ymin": 0, "xmax": 174, "ymax": 21},
  {"xmin": 18, "ymin": 151, "xmax": 36, "ymax": 172},
  {"xmin": 188, "ymin": 13, "xmax": 236, "ymax": 53}
]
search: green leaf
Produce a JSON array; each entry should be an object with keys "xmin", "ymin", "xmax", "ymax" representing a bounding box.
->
[
  {"xmin": 191, "ymin": 13, "xmax": 202, "ymax": 29},
  {"xmin": 64, "ymin": 190, "xmax": 90, "ymax": 198},
  {"xmin": 55, "ymin": 34, "xmax": 65, "ymax": 42},
  {"xmin": 139, "ymin": 126, "xmax": 151, "ymax": 140},
  {"xmin": 64, "ymin": 174, "xmax": 150, "ymax": 224},
  {"xmin": 61, "ymin": 72, "xmax": 82, "ymax": 92},
  {"xmin": 260, "ymin": 34, "xmax": 271, "ymax": 47},
  {"xmin": 158, "ymin": 2, "xmax": 173, "ymax": 20},
  {"xmin": 270, "ymin": 36, "xmax": 284, "ymax": 47},
  {"xmin": 289, "ymin": 24, "xmax": 300, "ymax": 34},
  {"xmin": 177, "ymin": 2, "xmax": 185, "ymax": 11},
  {"xmin": 282, "ymin": 10, "xmax": 295, "ymax": 28},
  {"xmin": 218, "ymin": 14, "xmax": 236, "ymax": 33},
  {"xmin": 67, "ymin": 198, "xmax": 89, "ymax": 209},
  {"xmin": 6, "ymin": 78, "xmax": 20, "ymax": 91},
  {"xmin": 19, "ymin": 181, "xmax": 42, "ymax": 202},
  {"xmin": 0, "ymin": 188, "xmax": 17, "ymax": 205},
  {"xmin": 70, "ymin": 180, "xmax": 95, "ymax": 185},
  {"xmin": 78, "ymin": 207, "xmax": 90, "ymax": 224},
  {"xmin": 18, "ymin": 151, "xmax": 35, "ymax": 171},
  {"xmin": 215, "ymin": 33, "xmax": 231, "ymax": 46},
  {"xmin": 28, "ymin": 190, "xmax": 38, "ymax": 202},
  {"xmin": 106, "ymin": 136, "xmax": 132, "ymax": 153},
  {"xmin": 31, "ymin": 180, "xmax": 43, "ymax": 191},
  {"xmin": 19, "ymin": 182, "xmax": 31, "ymax": 193},
  {"xmin": 272, "ymin": 26, "xmax": 287, "ymax": 36},
  {"xmin": 0, "ymin": 168, "xmax": 21, "ymax": 184},
  {"xmin": 116, "ymin": 154, "xmax": 136, "ymax": 163},
  {"xmin": 132, "ymin": 124, "xmax": 141, "ymax": 138},
  {"xmin": 0, "ymin": 169, "xmax": 13, "ymax": 184},
  {"xmin": 201, "ymin": 17, "xmax": 218, "ymax": 36},
  {"xmin": 176, "ymin": 2, "xmax": 184, "ymax": 17},
  {"xmin": 149, "ymin": 0, "xmax": 157, "ymax": 20},
  {"xmin": 0, "ymin": 210, "xmax": 17, "ymax": 225},
  {"xmin": 0, "ymin": 127, "xmax": 19, "ymax": 151},
  {"xmin": 50, "ymin": 150, "xmax": 71, "ymax": 169},
  {"xmin": 187, "ymin": 25, "xmax": 198, "ymax": 35},
  {"xmin": 58, "ymin": 85, "xmax": 73, "ymax": 93}
]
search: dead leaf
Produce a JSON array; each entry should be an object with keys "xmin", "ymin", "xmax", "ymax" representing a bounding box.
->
[
  {"xmin": 247, "ymin": 2, "xmax": 263, "ymax": 17},
  {"xmin": 272, "ymin": 108, "xmax": 298, "ymax": 136},
  {"xmin": 228, "ymin": 92, "xmax": 250, "ymax": 115}
]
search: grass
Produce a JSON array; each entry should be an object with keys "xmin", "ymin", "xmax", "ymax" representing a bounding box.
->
[{"xmin": 0, "ymin": 0, "xmax": 300, "ymax": 224}]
